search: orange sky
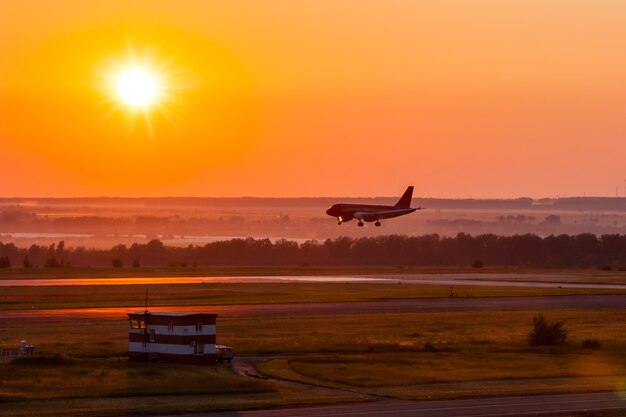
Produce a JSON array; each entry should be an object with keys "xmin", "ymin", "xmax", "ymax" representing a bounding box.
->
[{"xmin": 2, "ymin": 1, "xmax": 626, "ymax": 198}]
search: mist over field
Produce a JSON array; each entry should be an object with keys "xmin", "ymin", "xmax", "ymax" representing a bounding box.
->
[{"xmin": 2, "ymin": 196, "xmax": 626, "ymax": 250}]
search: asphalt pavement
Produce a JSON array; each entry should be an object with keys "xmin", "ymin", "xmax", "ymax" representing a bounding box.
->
[
  {"xmin": 149, "ymin": 392, "xmax": 626, "ymax": 417},
  {"xmin": 3, "ymin": 294, "xmax": 626, "ymax": 321}
]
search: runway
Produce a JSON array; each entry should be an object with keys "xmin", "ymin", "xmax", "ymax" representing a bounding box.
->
[
  {"xmin": 3, "ymin": 273, "xmax": 626, "ymax": 290},
  {"xmin": 3, "ymin": 294, "xmax": 625, "ymax": 321},
  {"xmin": 152, "ymin": 392, "xmax": 626, "ymax": 417}
]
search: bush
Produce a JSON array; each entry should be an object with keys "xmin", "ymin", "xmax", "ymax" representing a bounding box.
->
[
  {"xmin": 112, "ymin": 258, "xmax": 123, "ymax": 268},
  {"xmin": 581, "ymin": 339, "xmax": 601, "ymax": 349},
  {"xmin": 528, "ymin": 314, "xmax": 567, "ymax": 346},
  {"xmin": 132, "ymin": 258, "xmax": 141, "ymax": 268},
  {"xmin": 472, "ymin": 259, "xmax": 484, "ymax": 268}
]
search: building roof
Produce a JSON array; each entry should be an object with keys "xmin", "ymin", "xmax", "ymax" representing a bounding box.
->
[{"xmin": 127, "ymin": 311, "xmax": 218, "ymax": 317}]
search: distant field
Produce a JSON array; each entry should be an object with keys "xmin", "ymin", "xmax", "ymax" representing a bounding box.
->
[
  {"xmin": 2, "ymin": 265, "xmax": 625, "ymax": 279},
  {"xmin": 1, "ymin": 282, "xmax": 625, "ymax": 310}
]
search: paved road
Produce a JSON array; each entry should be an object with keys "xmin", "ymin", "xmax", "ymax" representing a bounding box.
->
[
  {"xmin": 3, "ymin": 294, "xmax": 626, "ymax": 321},
  {"xmin": 149, "ymin": 392, "xmax": 626, "ymax": 417}
]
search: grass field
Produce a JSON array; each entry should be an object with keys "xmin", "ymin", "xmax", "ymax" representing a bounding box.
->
[
  {"xmin": 3, "ymin": 279, "xmax": 626, "ymax": 415},
  {"xmin": 1, "ymin": 282, "xmax": 624, "ymax": 310},
  {"xmin": 0, "ymin": 357, "xmax": 269, "ymax": 402},
  {"xmin": 0, "ymin": 266, "xmax": 495, "ymax": 279},
  {"xmin": 4, "ymin": 307, "xmax": 626, "ymax": 358},
  {"xmin": 3, "ymin": 265, "xmax": 626, "ymax": 280},
  {"xmin": 246, "ymin": 309, "xmax": 626, "ymax": 399},
  {"xmin": 0, "ymin": 358, "xmax": 355, "ymax": 417},
  {"xmin": 4, "ymin": 307, "xmax": 626, "ymax": 413},
  {"xmin": 258, "ymin": 353, "xmax": 626, "ymax": 400}
]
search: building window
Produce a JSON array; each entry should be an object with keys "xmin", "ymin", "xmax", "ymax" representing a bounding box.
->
[
  {"xmin": 129, "ymin": 319, "xmax": 147, "ymax": 329},
  {"xmin": 149, "ymin": 329, "xmax": 156, "ymax": 343},
  {"xmin": 196, "ymin": 322, "xmax": 203, "ymax": 332}
]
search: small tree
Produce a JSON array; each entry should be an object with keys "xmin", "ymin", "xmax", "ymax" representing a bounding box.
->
[
  {"xmin": 132, "ymin": 258, "xmax": 140, "ymax": 268},
  {"xmin": 528, "ymin": 314, "xmax": 567, "ymax": 346},
  {"xmin": 112, "ymin": 258, "xmax": 123, "ymax": 268},
  {"xmin": 0, "ymin": 256, "xmax": 11, "ymax": 268}
]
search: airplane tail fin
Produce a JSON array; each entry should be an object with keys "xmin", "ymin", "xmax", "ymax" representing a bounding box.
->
[{"xmin": 395, "ymin": 186, "xmax": 413, "ymax": 208}]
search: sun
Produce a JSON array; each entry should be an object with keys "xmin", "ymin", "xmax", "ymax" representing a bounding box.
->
[
  {"xmin": 116, "ymin": 68, "xmax": 160, "ymax": 107},
  {"xmin": 97, "ymin": 43, "xmax": 182, "ymax": 133}
]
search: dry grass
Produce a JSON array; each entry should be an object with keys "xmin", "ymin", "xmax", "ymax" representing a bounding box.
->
[
  {"xmin": 4, "ymin": 308, "xmax": 626, "ymax": 357},
  {"xmin": 0, "ymin": 359, "xmax": 269, "ymax": 402},
  {"xmin": 0, "ymin": 373, "xmax": 355, "ymax": 417},
  {"xmin": 2, "ymin": 265, "xmax": 621, "ymax": 280},
  {"xmin": 3, "ymin": 281, "xmax": 626, "ymax": 414},
  {"xmin": 222, "ymin": 309, "xmax": 626, "ymax": 354},
  {"xmin": 258, "ymin": 353, "xmax": 626, "ymax": 400},
  {"xmin": 252, "ymin": 309, "xmax": 626, "ymax": 400},
  {"xmin": 1, "ymin": 282, "xmax": 624, "ymax": 310},
  {"xmin": 0, "ymin": 357, "xmax": 357, "ymax": 417}
]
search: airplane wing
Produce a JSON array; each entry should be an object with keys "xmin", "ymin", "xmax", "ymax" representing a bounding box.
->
[
  {"xmin": 355, "ymin": 208, "xmax": 421, "ymax": 222},
  {"xmin": 373, "ymin": 209, "xmax": 416, "ymax": 220}
]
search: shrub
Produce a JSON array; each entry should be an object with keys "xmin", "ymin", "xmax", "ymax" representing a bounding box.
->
[
  {"xmin": 581, "ymin": 339, "xmax": 601, "ymax": 349},
  {"xmin": 528, "ymin": 314, "xmax": 567, "ymax": 346},
  {"xmin": 112, "ymin": 258, "xmax": 123, "ymax": 268},
  {"xmin": 472, "ymin": 259, "xmax": 484, "ymax": 268}
]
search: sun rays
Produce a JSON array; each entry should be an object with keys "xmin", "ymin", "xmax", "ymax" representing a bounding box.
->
[{"xmin": 97, "ymin": 43, "xmax": 184, "ymax": 135}]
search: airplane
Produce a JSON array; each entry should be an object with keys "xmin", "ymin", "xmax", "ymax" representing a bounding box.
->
[{"xmin": 326, "ymin": 186, "xmax": 422, "ymax": 227}]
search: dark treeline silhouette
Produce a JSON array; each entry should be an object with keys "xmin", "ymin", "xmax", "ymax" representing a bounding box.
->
[{"xmin": 2, "ymin": 233, "xmax": 626, "ymax": 268}]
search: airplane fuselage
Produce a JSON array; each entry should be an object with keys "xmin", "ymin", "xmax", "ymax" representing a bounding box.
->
[
  {"xmin": 326, "ymin": 203, "xmax": 417, "ymax": 223},
  {"xmin": 326, "ymin": 186, "xmax": 420, "ymax": 226}
]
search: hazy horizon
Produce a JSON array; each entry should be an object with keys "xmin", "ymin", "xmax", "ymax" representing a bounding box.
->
[{"xmin": 1, "ymin": 194, "xmax": 626, "ymax": 200}]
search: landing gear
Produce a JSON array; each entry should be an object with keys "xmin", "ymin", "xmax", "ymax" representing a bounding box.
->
[
  {"xmin": 375, "ymin": 221, "xmax": 381, "ymax": 227},
  {"xmin": 337, "ymin": 217, "xmax": 343, "ymax": 225},
  {"xmin": 358, "ymin": 221, "xmax": 364, "ymax": 227},
  {"xmin": 338, "ymin": 221, "xmax": 342, "ymax": 225}
]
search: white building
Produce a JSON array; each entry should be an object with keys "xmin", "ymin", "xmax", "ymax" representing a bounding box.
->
[{"xmin": 127, "ymin": 311, "xmax": 217, "ymax": 363}]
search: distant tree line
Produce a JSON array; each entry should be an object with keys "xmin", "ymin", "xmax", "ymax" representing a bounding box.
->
[{"xmin": 2, "ymin": 233, "xmax": 626, "ymax": 268}]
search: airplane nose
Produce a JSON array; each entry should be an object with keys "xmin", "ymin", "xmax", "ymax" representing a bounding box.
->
[{"xmin": 326, "ymin": 207, "xmax": 334, "ymax": 216}]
